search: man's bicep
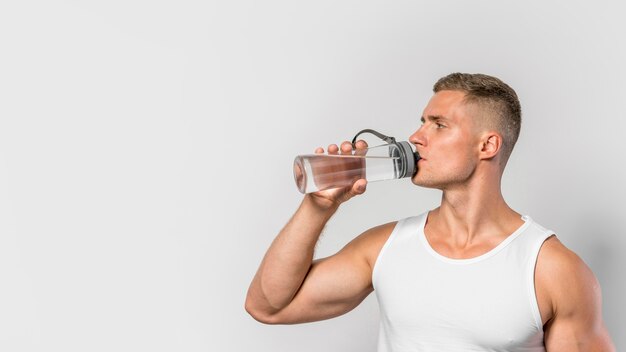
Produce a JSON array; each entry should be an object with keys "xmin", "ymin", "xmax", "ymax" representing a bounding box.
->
[
  {"xmin": 544, "ymin": 300, "xmax": 615, "ymax": 351},
  {"xmin": 266, "ymin": 248, "xmax": 374, "ymax": 324},
  {"xmin": 266, "ymin": 222, "xmax": 395, "ymax": 325}
]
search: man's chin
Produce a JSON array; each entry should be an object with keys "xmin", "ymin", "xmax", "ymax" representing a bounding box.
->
[{"xmin": 410, "ymin": 177, "xmax": 441, "ymax": 190}]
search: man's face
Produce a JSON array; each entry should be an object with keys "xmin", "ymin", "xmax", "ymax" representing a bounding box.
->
[{"xmin": 409, "ymin": 90, "xmax": 482, "ymax": 189}]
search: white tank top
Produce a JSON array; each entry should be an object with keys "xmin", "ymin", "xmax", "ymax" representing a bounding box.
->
[{"xmin": 372, "ymin": 212, "xmax": 553, "ymax": 352}]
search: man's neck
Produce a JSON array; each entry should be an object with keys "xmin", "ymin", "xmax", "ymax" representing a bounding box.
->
[{"xmin": 429, "ymin": 180, "xmax": 522, "ymax": 246}]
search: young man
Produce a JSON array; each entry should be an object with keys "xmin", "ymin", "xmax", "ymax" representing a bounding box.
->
[{"xmin": 245, "ymin": 73, "xmax": 615, "ymax": 351}]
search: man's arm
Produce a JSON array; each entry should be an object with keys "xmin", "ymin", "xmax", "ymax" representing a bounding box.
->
[
  {"xmin": 244, "ymin": 195, "xmax": 394, "ymax": 324},
  {"xmin": 245, "ymin": 140, "xmax": 392, "ymax": 324},
  {"xmin": 537, "ymin": 236, "xmax": 615, "ymax": 351}
]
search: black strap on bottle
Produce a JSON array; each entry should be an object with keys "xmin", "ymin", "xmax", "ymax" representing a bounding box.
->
[
  {"xmin": 350, "ymin": 128, "xmax": 418, "ymax": 178},
  {"xmin": 351, "ymin": 129, "xmax": 396, "ymax": 148}
]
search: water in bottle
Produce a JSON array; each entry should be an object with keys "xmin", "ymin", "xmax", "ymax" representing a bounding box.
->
[{"xmin": 293, "ymin": 129, "xmax": 420, "ymax": 194}]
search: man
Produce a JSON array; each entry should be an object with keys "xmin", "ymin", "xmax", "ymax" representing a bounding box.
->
[{"xmin": 245, "ymin": 73, "xmax": 615, "ymax": 351}]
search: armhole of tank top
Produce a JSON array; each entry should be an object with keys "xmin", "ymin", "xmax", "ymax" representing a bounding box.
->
[
  {"xmin": 371, "ymin": 217, "xmax": 410, "ymax": 290},
  {"xmin": 527, "ymin": 229, "xmax": 556, "ymax": 332}
]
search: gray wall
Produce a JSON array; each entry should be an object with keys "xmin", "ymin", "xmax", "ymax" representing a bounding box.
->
[{"xmin": 1, "ymin": 1, "xmax": 624, "ymax": 350}]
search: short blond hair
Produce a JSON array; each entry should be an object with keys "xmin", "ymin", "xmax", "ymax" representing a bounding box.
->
[{"xmin": 434, "ymin": 73, "xmax": 521, "ymax": 166}]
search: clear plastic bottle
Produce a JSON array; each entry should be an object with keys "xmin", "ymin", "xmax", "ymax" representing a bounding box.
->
[{"xmin": 293, "ymin": 139, "xmax": 419, "ymax": 194}]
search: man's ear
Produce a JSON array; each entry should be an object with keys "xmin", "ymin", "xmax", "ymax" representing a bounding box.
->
[{"xmin": 479, "ymin": 132, "xmax": 502, "ymax": 160}]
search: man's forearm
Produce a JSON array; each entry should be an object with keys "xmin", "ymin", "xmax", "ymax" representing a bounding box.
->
[{"xmin": 245, "ymin": 195, "xmax": 338, "ymax": 317}]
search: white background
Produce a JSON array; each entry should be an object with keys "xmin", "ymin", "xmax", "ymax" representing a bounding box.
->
[{"xmin": 1, "ymin": 1, "xmax": 624, "ymax": 350}]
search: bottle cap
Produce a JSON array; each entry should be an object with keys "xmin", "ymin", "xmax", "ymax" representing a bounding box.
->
[{"xmin": 397, "ymin": 141, "xmax": 418, "ymax": 177}]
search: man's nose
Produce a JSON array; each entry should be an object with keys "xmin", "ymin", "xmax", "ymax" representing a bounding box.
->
[{"xmin": 409, "ymin": 126, "xmax": 426, "ymax": 147}]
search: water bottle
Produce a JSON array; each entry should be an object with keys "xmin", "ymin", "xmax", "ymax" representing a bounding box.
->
[{"xmin": 293, "ymin": 129, "xmax": 420, "ymax": 194}]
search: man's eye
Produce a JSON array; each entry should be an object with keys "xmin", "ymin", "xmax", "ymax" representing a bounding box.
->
[{"xmin": 436, "ymin": 123, "xmax": 445, "ymax": 129}]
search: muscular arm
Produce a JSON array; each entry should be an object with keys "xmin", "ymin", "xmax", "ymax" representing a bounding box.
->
[
  {"xmin": 537, "ymin": 237, "xmax": 615, "ymax": 351},
  {"xmin": 244, "ymin": 195, "xmax": 393, "ymax": 324},
  {"xmin": 245, "ymin": 140, "xmax": 390, "ymax": 324}
]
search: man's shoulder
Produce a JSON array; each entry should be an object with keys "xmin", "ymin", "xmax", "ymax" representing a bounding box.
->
[
  {"xmin": 537, "ymin": 236, "xmax": 587, "ymax": 274},
  {"xmin": 535, "ymin": 236, "xmax": 614, "ymax": 349},
  {"xmin": 344, "ymin": 212, "xmax": 427, "ymax": 268},
  {"xmin": 350, "ymin": 212, "xmax": 425, "ymax": 246},
  {"xmin": 536, "ymin": 236, "xmax": 600, "ymax": 309},
  {"xmin": 353, "ymin": 213, "xmax": 426, "ymax": 250},
  {"xmin": 341, "ymin": 220, "xmax": 399, "ymax": 270},
  {"xmin": 350, "ymin": 221, "xmax": 398, "ymax": 250}
]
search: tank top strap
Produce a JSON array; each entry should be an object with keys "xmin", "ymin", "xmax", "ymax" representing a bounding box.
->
[
  {"xmin": 507, "ymin": 216, "xmax": 555, "ymax": 259},
  {"xmin": 508, "ymin": 216, "xmax": 555, "ymax": 331},
  {"xmin": 372, "ymin": 213, "xmax": 426, "ymax": 286}
]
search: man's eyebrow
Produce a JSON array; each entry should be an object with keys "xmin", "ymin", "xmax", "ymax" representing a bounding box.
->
[{"xmin": 420, "ymin": 115, "xmax": 446, "ymax": 123}]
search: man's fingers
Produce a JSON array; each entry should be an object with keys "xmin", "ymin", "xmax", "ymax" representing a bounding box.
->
[
  {"xmin": 354, "ymin": 139, "xmax": 368, "ymax": 149},
  {"xmin": 319, "ymin": 140, "xmax": 366, "ymax": 155},
  {"xmin": 354, "ymin": 139, "xmax": 368, "ymax": 156},
  {"xmin": 353, "ymin": 179, "xmax": 367, "ymax": 194},
  {"xmin": 340, "ymin": 141, "xmax": 353, "ymax": 155}
]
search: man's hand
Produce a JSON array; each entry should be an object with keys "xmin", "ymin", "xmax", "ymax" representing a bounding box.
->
[{"xmin": 306, "ymin": 140, "xmax": 369, "ymax": 210}]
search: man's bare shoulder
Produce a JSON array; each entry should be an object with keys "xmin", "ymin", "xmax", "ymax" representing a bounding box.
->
[
  {"xmin": 341, "ymin": 221, "xmax": 398, "ymax": 270},
  {"xmin": 537, "ymin": 236, "xmax": 595, "ymax": 285},
  {"xmin": 536, "ymin": 236, "xmax": 615, "ymax": 349},
  {"xmin": 536, "ymin": 235, "xmax": 602, "ymax": 321},
  {"xmin": 536, "ymin": 236, "xmax": 598, "ymax": 297}
]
